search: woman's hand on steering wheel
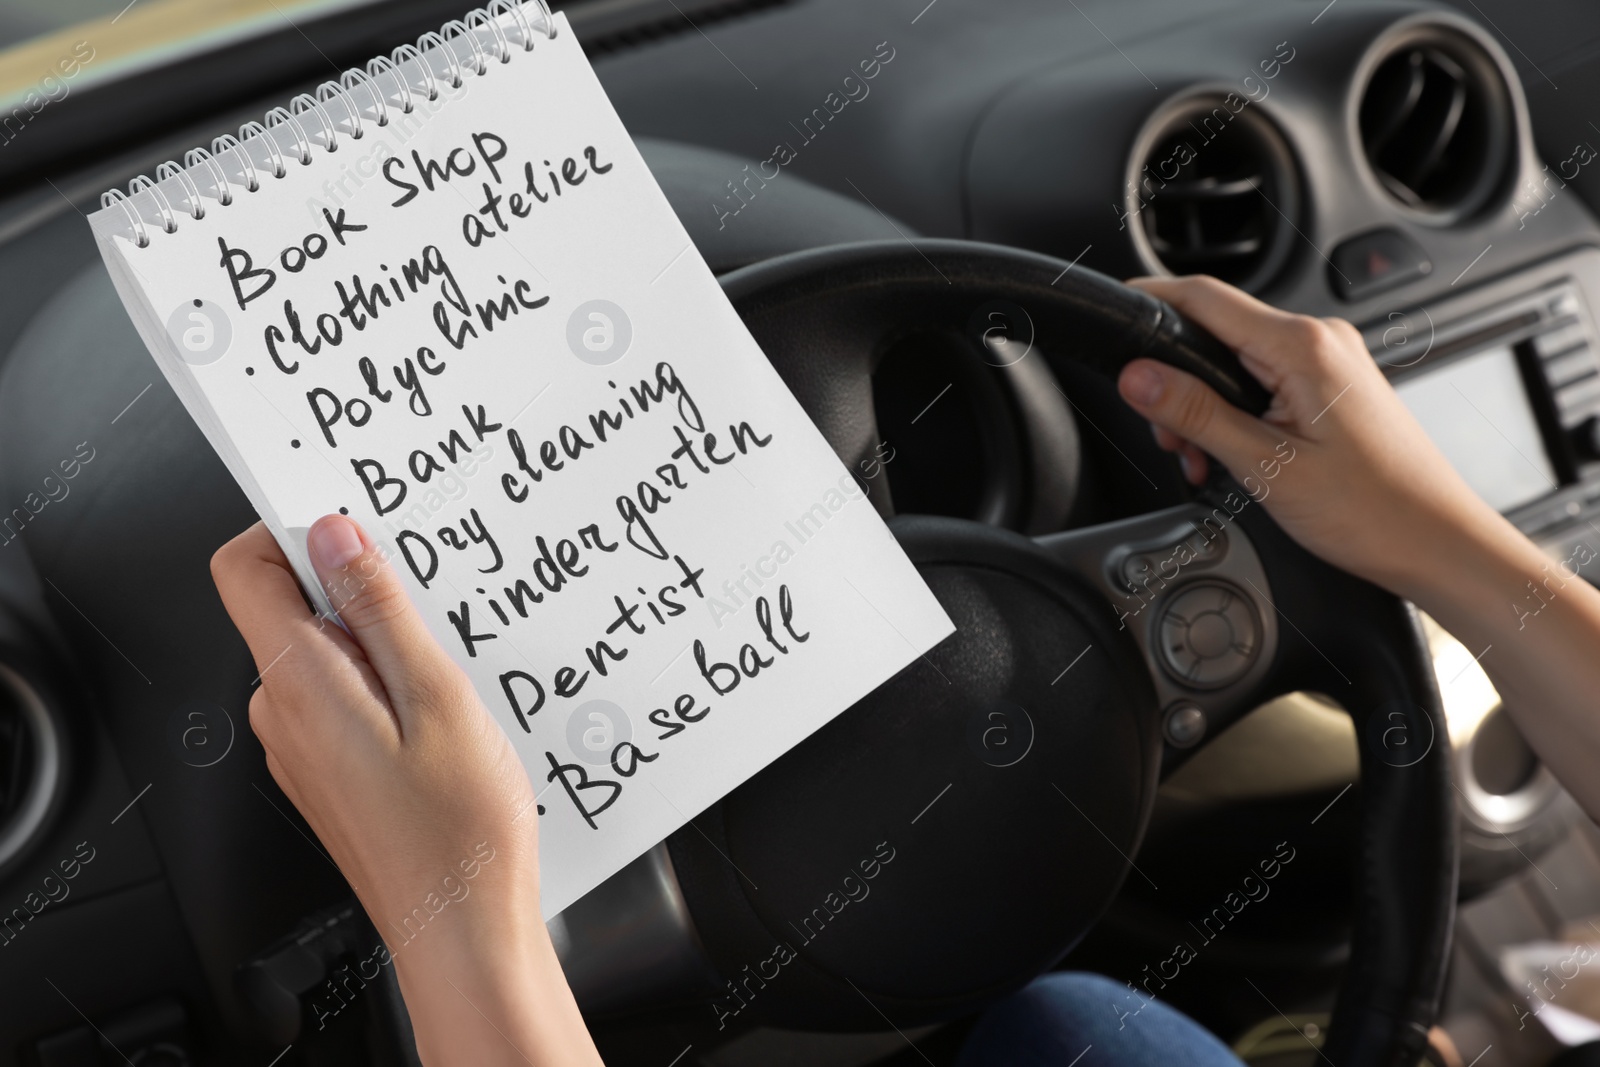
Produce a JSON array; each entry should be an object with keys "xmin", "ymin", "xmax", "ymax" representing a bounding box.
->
[
  {"xmin": 1117, "ymin": 274, "xmax": 1502, "ymax": 602},
  {"xmin": 1117, "ymin": 274, "xmax": 1600, "ymax": 825}
]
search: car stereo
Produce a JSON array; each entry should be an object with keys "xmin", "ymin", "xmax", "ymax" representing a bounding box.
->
[{"xmin": 1369, "ymin": 258, "xmax": 1600, "ymax": 560}]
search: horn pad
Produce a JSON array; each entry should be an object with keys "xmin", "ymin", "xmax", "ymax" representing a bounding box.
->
[{"xmin": 674, "ymin": 517, "xmax": 1161, "ymax": 1026}]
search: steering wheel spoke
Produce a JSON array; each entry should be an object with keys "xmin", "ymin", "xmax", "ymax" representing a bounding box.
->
[{"xmin": 1035, "ymin": 500, "xmax": 1282, "ymax": 760}]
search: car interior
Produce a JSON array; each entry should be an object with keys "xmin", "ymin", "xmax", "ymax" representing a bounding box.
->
[{"xmin": 2, "ymin": 0, "xmax": 1600, "ymax": 1064}]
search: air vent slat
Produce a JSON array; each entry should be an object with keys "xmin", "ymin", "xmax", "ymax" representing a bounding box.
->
[
  {"xmin": 1411, "ymin": 76, "xmax": 1467, "ymax": 184},
  {"xmin": 1149, "ymin": 238, "xmax": 1264, "ymax": 262},
  {"xmin": 1379, "ymin": 172, "xmax": 1424, "ymax": 209},
  {"xmin": 1160, "ymin": 175, "xmax": 1263, "ymax": 201},
  {"xmin": 1366, "ymin": 51, "xmax": 1427, "ymax": 156}
]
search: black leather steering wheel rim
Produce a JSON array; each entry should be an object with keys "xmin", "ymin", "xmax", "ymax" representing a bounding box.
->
[
  {"xmin": 715, "ymin": 240, "xmax": 1271, "ymax": 515},
  {"xmin": 664, "ymin": 239, "xmax": 1455, "ymax": 1066}
]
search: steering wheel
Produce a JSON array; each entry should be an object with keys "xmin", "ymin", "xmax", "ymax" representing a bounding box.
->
[{"xmin": 662, "ymin": 240, "xmax": 1456, "ymax": 1066}]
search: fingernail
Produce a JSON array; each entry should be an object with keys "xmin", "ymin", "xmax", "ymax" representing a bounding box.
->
[
  {"xmin": 309, "ymin": 515, "xmax": 365, "ymax": 571},
  {"xmin": 1120, "ymin": 363, "xmax": 1164, "ymax": 406}
]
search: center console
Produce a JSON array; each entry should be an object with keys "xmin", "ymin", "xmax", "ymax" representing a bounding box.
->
[
  {"xmin": 1364, "ymin": 247, "xmax": 1600, "ymax": 563},
  {"xmin": 1360, "ymin": 245, "xmax": 1600, "ymax": 892}
]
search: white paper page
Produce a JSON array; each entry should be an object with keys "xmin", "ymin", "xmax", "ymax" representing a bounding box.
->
[{"xmin": 90, "ymin": 14, "xmax": 953, "ymax": 918}]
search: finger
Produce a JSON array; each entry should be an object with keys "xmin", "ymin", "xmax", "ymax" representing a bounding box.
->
[
  {"xmin": 212, "ymin": 523, "xmax": 322, "ymax": 675},
  {"xmin": 1118, "ymin": 359, "xmax": 1279, "ymax": 475},
  {"xmin": 1179, "ymin": 443, "xmax": 1209, "ymax": 485},
  {"xmin": 308, "ymin": 514, "xmax": 460, "ymax": 712},
  {"xmin": 1150, "ymin": 425, "xmax": 1205, "ymax": 484},
  {"xmin": 1135, "ymin": 278, "xmax": 1374, "ymax": 430},
  {"xmin": 1128, "ymin": 275, "xmax": 1306, "ymax": 365},
  {"xmin": 1152, "ymin": 425, "xmax": 1186, "ymax": 454}
]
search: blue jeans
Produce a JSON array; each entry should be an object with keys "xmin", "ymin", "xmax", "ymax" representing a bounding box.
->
[{"xmin": 957, "ymin": 972, "xmax": 1246, "ymax": 1067}]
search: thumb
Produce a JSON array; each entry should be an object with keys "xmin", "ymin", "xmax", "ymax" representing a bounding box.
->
[
  {"xmin": 308, "ymin": 514, "xmax": 456, "ymax": 703},
  {"xmin": 1117, "ymin": 359, "xmax": 1277, "ymax": 474}
]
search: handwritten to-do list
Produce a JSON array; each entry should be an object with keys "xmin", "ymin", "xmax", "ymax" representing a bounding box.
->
[{"xmin": 90, "ymin": 12, "xmax": 952, "ymax": 917}]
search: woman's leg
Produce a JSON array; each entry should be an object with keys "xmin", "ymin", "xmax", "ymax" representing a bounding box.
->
[{"xmin": 956, "ymin": 972, "xmax": 1246, "ymax": 1067}]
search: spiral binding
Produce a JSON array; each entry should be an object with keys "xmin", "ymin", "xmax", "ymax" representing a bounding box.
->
[{"xmin": 99, "ymin": 0, "xmax": 555, "ymax": 247}]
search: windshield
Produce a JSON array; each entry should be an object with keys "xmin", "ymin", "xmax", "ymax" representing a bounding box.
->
[
  {"xmin": 0, "ymin": 0, "xmax": 128, "ymax": 53},
  {"xmin": 0, "ymin": 0, "xmax": 370, "ymax": 105}
]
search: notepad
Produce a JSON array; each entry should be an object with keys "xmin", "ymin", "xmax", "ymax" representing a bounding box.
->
[{"xmin": 88, "ymin": 2, "xmax": 952, "ymax": 919}]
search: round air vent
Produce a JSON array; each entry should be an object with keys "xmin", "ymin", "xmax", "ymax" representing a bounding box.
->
[
  {"xmin": 1357, "ymin": 25, "xmax": 1513, "ymax": 221},
  {"xmin": 1125, "ymin": 95, "xmax": 1300, "ymax": 293},
  {"xmin": 0, "ymin": 663, "xmax": 65, "ymax": 875}
]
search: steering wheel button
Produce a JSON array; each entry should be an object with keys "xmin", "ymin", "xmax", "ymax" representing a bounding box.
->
[
  {"xmin": 1156, "ymin": 582, "xmax": 1261, "ymax": 689},
  {"xmin": 1121, "ymin": 554, "xmax": 1156, "ymax": 588},
  {"xmin": 1187, "ymin": 528, "xmax": 1225, "ymax": 559},
  {"xmin": 1186, "ymin": 612, "xmax": 1233, "ymax": 658},
  {"xmin": 1163, "ymin": 703, "xmax": 1207, "ymax": 748}
]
